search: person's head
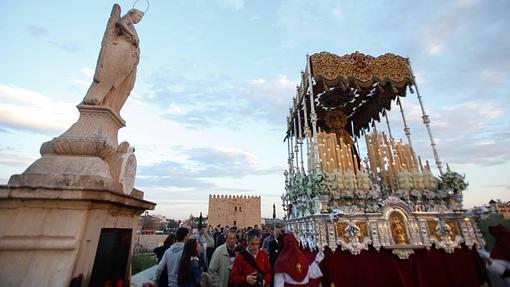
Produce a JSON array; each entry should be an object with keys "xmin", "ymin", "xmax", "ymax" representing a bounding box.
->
[
  {"xmin": 176, "ymin": 227, "xmax": 189, "ymax": 242},
  {"xmin": 184, "ymin": 238, "xmax": 201, "ymax": 257},
  {"xmin": 246, "ymin": 229, "xmax": 262, "ymax": 254},
  {"xmin": 127, "ymin": 9, "xmax": 144, "ymax": 24},
  {"xmin": 254, "ymin": 224, "xmax": 259, "ymax": 230},
  {"xmin": 226, "ymin": 228, "xmax": 237, "ymax": 249},
  {"xmin": 178, "ymin": 238, "xmax": 201, "ymax": 285},
  {"xmin": 164, "ymin": 233, "xmax": 176, "ymax": 245},
  {"xmin": 198, "ymin": 225, "xmax": 205, "ymax": 235},
  {"xmin": 234, "ymin": 245, "xmax": 243, "ymax": 257},
  {"xmin": 273, "ymin": 228, "xmax": 282, "ymax": 239}
]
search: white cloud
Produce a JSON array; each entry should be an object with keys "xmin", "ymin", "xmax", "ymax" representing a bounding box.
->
[
  {"xmin": 480, "ymin": 70, "xmax": 504, "ymax": 85},
  {"xmin": 82, "ymin": 67, "xmax": 94, "ymax": 80},
  {"xmin": 0, "ymin": 149, "xmax": 36, "ymax": 168},
  {"xmin": 244, "ymin": 74, "xmax": 297, "ymax": 112},
  {"xmin": 0, "ymin": 84, "xmax": 76, "ymax": 133},
  {"xmin": 422, "ymin": 20, "xmax": 455, "ymax": 55},
  {"xmin": 427, "ymin": 44, "xmax": 443, "ymax": 55},
  {"xmin": 435, "ymin": 101, "xmax": 503, "ymax": 133},
  {"xmin": 70, "ymin": 67, "xmax": 94, "ymax": 87},
  {"xmin": 0, "ymin": 84, "xmax": 52, "ymax": 107}
]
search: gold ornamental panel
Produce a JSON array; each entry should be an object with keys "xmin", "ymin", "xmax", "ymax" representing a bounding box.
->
[
  {"xmin": 446, "ymin": 221, "xmax": 459, "ymax": 239},
  {"xmin": 428, "ymin": 220, "xmax": 459, "ymax": 240},
  {"xmin": 357, "ymin": 222, "xmax": 368, "ymax": 238},
  {"xmin": 335, "ymin": 221, "xmax": 368, "ymax": 242},
  {"xmin": 310, "ymin": 51, "xmax": 414, "ymax": 88},
  {"xmin": 336, "ymin": 222, "xmax": 348, "ymax": 242},
  {"xmin": 389, "ymin": 212, "xmax": 409, "ymax": 245},
  {"xmin": 427, "ymin": 220, "xmax": 438, "ymax": 240}
]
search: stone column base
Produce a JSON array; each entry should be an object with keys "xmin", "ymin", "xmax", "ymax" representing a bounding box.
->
[{"xmin": 0, "ymin": 185, "xmax": 155, "ymax": 287}]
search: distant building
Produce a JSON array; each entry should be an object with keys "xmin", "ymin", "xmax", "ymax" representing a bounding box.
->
[
  {"xmin": 138, "ymin": 213, "xmax": 167, "ymax": 232},
  {"xmin": 496, "ymin": 201, "xmax": 510, "ymax": 219},
  {"xmin": 466, "ymin": 205, "xmax": 491, "ymax": 222},
  {"xmin": 208, "ymin": 195, "xmax": 261, "ymax": 228},
  {"xmin": 263, "ymin": 218, "xmax": 285, "ymax": 228},
  {"xmin": 467, "ymin": 199, "xmax": 510, "ymax": 222}
]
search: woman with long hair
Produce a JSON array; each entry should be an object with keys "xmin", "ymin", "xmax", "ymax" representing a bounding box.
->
[{"xmin": 177, "ymin": 238, "xmax": 202, "ymax": 287}]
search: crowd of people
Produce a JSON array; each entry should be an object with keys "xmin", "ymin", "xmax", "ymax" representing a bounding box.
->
[
  {"xmin": 149, "ymin": 221, "xmax": 510, "ymax": 287},
  {"xmin": 150, "ymin": 224, "xmax": 321, "ymax": 287}
]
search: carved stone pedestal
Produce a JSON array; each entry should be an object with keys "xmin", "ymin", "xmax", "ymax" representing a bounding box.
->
[
  {"xmin": 0, "ymin": 185, "xmax": 154, "ymax": 286},
  {"xmin": 9, "ymin": 105, "xmax": 131, "ymax": 193}
]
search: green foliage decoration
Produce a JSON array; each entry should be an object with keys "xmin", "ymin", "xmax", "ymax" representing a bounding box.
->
[{"xmin": 439, "ymin": 171, "xmax": 468, "ymax": 193}]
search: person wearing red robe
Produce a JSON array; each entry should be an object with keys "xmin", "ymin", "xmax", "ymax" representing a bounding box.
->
[{"xmin": 273, "ymin": 233, "xmax": 323, "ymax": 287}]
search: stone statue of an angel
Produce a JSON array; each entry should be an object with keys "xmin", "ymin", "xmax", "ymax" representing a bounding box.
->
[{"xmin": 82, "ymin": 4, "xmax": 144, "ymax": 115}]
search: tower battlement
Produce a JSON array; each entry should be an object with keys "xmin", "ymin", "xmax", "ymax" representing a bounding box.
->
[{"xmin": 208, "ymin": 194, "xmax": 261, "ymax": 228}]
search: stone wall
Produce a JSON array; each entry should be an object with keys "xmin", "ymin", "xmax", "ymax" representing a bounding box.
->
[
  {"xmin": 134, "ymin": 234, "xmax": 168, "ymax": 252},
  {"xmin": 207, "ymin": 195, "xmax": 261, "ymax": 228}
]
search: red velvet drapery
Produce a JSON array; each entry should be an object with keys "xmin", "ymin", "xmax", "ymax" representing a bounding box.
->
[{"xmin": 299, "ymin": 245, "xmax": 489, "ymax": 287}]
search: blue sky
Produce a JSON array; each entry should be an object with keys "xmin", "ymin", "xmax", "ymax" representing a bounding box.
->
[{"xmin": 1, "ymin": 0, "xmax": 509, "ymax": 219}]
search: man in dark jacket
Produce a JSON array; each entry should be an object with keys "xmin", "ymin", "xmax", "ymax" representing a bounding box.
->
[{"xmin": 268, "ymin": 228, "xmax": 282, "ymax": 268}]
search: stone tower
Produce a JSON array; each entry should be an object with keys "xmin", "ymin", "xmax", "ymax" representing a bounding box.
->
[{"xmin": 208, "ymin": 195, "xmax": 261, "ymax": 228}]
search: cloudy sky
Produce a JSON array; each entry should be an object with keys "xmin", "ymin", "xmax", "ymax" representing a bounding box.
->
[{"xmin": 1, "ymin": 0, "xmax": 509, "ymax": 219}]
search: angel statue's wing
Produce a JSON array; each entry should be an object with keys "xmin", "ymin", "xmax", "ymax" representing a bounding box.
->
[{"xmin": 93, "ymin": 4, "xmax": 121, "ymax": 82}]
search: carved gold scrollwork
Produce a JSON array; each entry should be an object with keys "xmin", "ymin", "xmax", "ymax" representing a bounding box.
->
[
  {"xmin": 336, "ymin": 222, "xmax": 348, "ymax": 242},
  {"xmin": 427, "ymin": 220, "xmax": 438, "ymax": 240},
  {"xmin": 310, "ymin": 51, "xmax": 413, "ymax": 88},
  {"xmin": 336, "ymin": 221, "xmax": 368, "ymax": 242},
  {"xmin": 446, "ymin": 221, "xmax": 459, "ymax": 239},
  {"xmin": 428, "ymin": 220, "xmax": 458, "ymax": 240},
  {"xmin": 357, "ymin": 222, "xmax": 368, "ymax": 239}
]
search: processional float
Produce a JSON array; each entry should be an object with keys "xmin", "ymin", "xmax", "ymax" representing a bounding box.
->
[{"xmin": 282, "ymin": 52, "xmax": 482, "ymax": 259}]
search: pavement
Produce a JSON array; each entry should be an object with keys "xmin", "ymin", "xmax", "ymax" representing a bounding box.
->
[{"xmin": 131, "ymin": 265, "xmax": 157, "ymax": 287}]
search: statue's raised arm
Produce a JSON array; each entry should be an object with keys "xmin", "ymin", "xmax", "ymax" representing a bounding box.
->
[{"xmin": 82, "ymin": 4, "xmax": 144, "ymax": 116}]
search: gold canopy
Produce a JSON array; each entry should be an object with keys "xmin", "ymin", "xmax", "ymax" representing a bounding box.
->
[
  {"xmin": 310, "ymin": 51, "xmax": 414, "ymax": 89},
  {"xmin": 290, "ymin": 51, "xmax": 416, "ymax": 138}
]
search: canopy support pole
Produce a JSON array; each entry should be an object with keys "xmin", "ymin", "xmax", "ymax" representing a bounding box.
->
[
  {"xmin": 296, "ymin": 96, "xmax": 305, "ymax": 174},
  {"xmin": 288, "ymin": 117, "xmax": 295, "ymax": 177},
  {"xmin": 293, "ymin": 110, "xmax": 300, "ymax": 173},
  {"xmin": 306, "ymin": 55, "xmax": 321, "ymax": 172},
  {"xmin": 407, "ymin": 60, "xmax": 444, "ymax": 176},
  {"xmin": 301, "ymin": 84, "xmax": 312, "ymax": 174},
  {"xmin": 384, "ymin": 109, "xmax": 393, "ymax": 140}
]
